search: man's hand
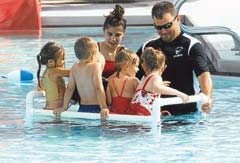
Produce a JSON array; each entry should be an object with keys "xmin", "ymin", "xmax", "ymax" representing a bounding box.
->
[{"xmin": 201, "ymin": 97, "xmax": 213, "ymax": 113}]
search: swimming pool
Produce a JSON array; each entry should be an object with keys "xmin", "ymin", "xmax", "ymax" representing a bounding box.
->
[{"xmin": 0, "ymin": 27, "xmax": 240, "ymax": 162}]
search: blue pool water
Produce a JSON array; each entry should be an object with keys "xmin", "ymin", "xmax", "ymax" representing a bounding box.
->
[{"xmin": 0, "ymin": 27, "xmax": 240, "ymax": 162}]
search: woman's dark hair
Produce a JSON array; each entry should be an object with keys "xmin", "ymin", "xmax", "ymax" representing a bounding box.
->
[
  {"xmin": 103, "ymin": 4, "xmax": 127, "ymax": 31},
  {"xmin": 36, "ymin": 41, "xmax": 65, "ymax": 88}
]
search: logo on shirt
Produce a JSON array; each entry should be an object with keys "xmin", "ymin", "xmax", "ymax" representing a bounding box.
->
[{"xmin": 173, "ymin": 46, "xmax": 184, "ymax": 58}]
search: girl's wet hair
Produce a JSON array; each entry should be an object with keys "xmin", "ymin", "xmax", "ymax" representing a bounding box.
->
[
  {"xmin": 103, "ymin": 4, "xmax": 127, "ymax": 31},
  {"xmin": 36, "ymin": 41, "xmax": 65, "ymax": 88},
  {"xmin": 141, "ymin": 47, "xmax": 166, "ymax": 71},
  {"xmin": 115, "ymin": 46, "xmax": 139, "ymax": 78}
]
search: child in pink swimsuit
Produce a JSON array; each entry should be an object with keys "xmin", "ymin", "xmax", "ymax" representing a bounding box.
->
[
  {"xmin": 127, "ymin": 47, "xmax": 189, "ymax": 116},
  {"xmin": 106, "ymin": 48, "xmax": 140, "ymax": 114}
]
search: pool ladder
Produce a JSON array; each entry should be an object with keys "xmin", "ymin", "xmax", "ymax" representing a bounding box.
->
[{"xmin": 174, "ymin": 0, "xmax": 240, "ymax": 55}]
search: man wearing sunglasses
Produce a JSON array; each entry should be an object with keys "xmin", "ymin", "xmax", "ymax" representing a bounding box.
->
[{"xmin": 136, "ymin": 1, "xmax": 213, "ymax": 115}]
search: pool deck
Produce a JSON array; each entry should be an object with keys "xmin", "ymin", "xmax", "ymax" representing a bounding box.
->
[
  {"xmin": 41, "ymin": 0, "xmax": 240, "ymax": 76},
  {"xmin": 41, "ymin": 0, "xmax": 156, "ymax": 26}
]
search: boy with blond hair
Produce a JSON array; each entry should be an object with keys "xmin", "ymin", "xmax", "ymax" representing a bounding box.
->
[{"xmin": 54, "ymin": 37, "xmax": 109, "ymax": 120}]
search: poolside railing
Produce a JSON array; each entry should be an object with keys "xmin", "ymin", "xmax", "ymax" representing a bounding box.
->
[{"xmin": 174, "ymin": 0, "xmax": 240, "ymax": 54}]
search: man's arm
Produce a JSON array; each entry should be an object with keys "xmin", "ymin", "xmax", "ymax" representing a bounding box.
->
[
  {"xmin": 190, "ymin": 42, "xmax": 213, "ymax": 113},
  {"xmin": 198, "ymin": 71, "xmax": 213, "ymax": 113}
]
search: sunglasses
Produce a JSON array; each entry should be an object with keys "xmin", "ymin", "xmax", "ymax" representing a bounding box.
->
[{"xmin": 154, "ymin": 16, "xmax": 177, "ymax": 30}]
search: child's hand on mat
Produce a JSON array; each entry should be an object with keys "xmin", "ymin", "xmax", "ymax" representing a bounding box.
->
[
  {"xmin": 53, "ymin": 107, "xmax": 65, "ymax": 117},
  {"xmin": 101, "ymin": 108, "xmax": 109, "ymax": 120}
]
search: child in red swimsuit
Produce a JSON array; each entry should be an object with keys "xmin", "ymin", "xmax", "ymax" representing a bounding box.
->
[
  {"xmin": 106, "ymin": 48, "xmax": 140, "ymax": 114},
  {"xmin": 127, "ymin": 47, "xmax": 189, "ymax": 116}
]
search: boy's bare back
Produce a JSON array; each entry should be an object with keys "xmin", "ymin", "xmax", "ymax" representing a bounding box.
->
[
  {"xmin": 71, "ymin": 61, "xmax": 103, "ymax": 105},
  {"xmin": 54, "ymin": 37, "xmax": 109, "ymax": 120}
]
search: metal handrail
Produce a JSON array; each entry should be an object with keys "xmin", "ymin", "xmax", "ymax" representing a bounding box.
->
[
  {"xmin": 174, "ymin": 0, "xmax": 240, "ymax": 52},
  {"xmin": 180, "ymin": 24, "xmax": 240, "ymax": 51}
]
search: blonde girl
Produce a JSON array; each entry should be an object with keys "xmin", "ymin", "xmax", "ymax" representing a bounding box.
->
[{"xmin": 106, "ymin": 47, "xmax": 140, "ymax": 114}]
